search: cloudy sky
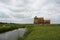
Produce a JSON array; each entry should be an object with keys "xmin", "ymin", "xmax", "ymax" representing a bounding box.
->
[{"xmin": 0, "ymin": 0, "xmax": 60, "ymax": 24}]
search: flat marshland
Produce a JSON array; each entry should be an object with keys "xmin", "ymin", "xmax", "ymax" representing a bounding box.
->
[{"xmin": 0, "ymin": 23, "xmax": 60, "ymax": 40}]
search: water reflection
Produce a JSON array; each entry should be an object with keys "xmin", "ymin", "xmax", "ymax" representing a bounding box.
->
[{"xmin": 0, "ymin": 28, "xmax": 26, "ymax": 40}]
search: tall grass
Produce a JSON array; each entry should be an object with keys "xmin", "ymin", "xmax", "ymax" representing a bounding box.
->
[
  {"xmin": 17, "ymin": 24, "xmax": 34, "ymax": 40},
  {"xmin": 17, "ymin": 24, "xmax": 60, "ymax": 40},
  {"xmin": 0, "ymin": 23, "xmax": 26, "ymax": 33},
  {"xmin": 0, "ymin": 23, "xmax": 60, "ymax": 40}
]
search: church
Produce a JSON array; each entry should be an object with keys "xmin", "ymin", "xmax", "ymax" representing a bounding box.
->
[{"xmin": 34, "ymin": 16, "xmax": 50, "ymax": 24}]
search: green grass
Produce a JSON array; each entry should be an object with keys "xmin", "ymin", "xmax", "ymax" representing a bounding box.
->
[
  {"xmin": 0, "ymin": 23, "xmax": 60, "ymax": 40},
  {"xmin": 24, "ymin": 24, "xmax": 60, "ymax": 40},
  {"xmin": 17, "ymin": 24, "xmax": 60, "ymax": 40},
  {"xmin": 0, "ymin": 23, "xmax": 26, "ymax": 33},
  {"xmin": 0, "ymin": 23, "xmax": 33, "ymax": 33}
]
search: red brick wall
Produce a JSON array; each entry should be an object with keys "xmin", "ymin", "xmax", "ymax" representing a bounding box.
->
[{"xmin": 34, "ymin": 16, "xmax": 50, "ymax": 24}]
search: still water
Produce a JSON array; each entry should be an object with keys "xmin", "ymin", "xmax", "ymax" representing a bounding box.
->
[{"xmin": 0, "ymin": 28, "xmax": 26, "ymax": 40}]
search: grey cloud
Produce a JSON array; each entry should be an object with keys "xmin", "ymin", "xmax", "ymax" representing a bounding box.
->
[
  {"xmin": 17, "ymin": 18, "xmax": 34, "ymax": 23},
  {"xmin": 0, "ymin": 0, "xmax": 10, "ymax": 5},
  {"xmin": 55, "ymin": 0, "xmax": 60, "ymax": 4},
  {"xmin": 12, "ymin": 14, "xmax": 28, "ymax": 19},
  {"xmin": 0, "ymin": 0, "xmax": 60, "ymax": 24},
  {"xmin": 0, "ymin": 12, "xmax": 10, "ymax": 18},
  {"xmin": 9, "ymin": 7, "xmax": 26, "ymax": 12}
]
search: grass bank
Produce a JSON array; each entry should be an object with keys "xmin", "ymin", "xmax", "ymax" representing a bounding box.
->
[
  {"xmin": 0, "ymin": 23, "xmax": 60, "ymax": 40},
  {"xmin": 18, "ymin": 24, "xmax": 60, "ymax": 40},
  {"xmin": 0, "ymin": 23, "xmax": 29, "ymax": 33},
  {"xmin": 0, "ymin": 23, "xmax": 33, "ymax": 33}
]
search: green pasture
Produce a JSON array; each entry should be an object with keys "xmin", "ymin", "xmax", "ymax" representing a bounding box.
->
[{"xmin": 0, "ymin": 23, "xmax": 60, "ymax": 40}]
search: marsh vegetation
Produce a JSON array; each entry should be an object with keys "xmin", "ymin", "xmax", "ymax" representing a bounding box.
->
[{"xmin": 0, "ymin": 23, "xmax": 60, "ymax": 40}]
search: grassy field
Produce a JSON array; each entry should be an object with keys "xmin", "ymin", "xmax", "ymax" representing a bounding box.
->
[
  {"xmin": 18, "ymin": 24, "xmax": 60, "ymax": 40},
  {"xmin": 0, "ymin": 23, "xmax": 60, "ymax": 40},
  {"xmin": 0, "ymin": 23, "xmax": 33, "ymax": 33},
  {"xmin": 24, "ymin": 24, "xmax": 60, "ymax": 40},
  {"xmin": 0, "ymin": 23, "xmax": 26, "ymax": 33}
]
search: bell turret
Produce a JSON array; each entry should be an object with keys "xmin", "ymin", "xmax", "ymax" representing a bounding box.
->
[{"xmin": 34, "ymin": 16, "xmax": 38, "ymax": 24}]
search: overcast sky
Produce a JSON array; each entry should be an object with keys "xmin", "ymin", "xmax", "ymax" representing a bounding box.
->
[{"xmin": 0, "ymin": 0, "xmax": 60, "ymax": 24}]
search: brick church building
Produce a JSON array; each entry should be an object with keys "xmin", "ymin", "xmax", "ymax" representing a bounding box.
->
[{"xmin": 34, "ymin": 16, "xmax": 50, "ymax": 24}]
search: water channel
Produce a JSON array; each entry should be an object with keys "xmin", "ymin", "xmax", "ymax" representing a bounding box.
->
[{"xmin": 0, "ymin": 28, "xmax": 26, "ymax": 40}]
